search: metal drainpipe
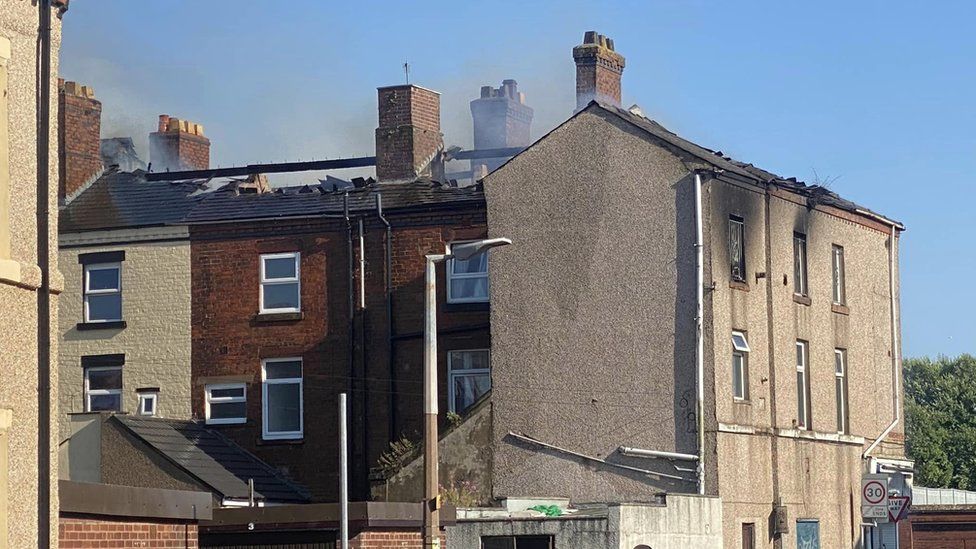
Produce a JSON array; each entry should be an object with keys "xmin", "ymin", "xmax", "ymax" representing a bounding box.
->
[
  {"xmin": 694, "ymin": 171, "xmax": 706, "ymax": 496},
  {"xmin": 862, "ymin": 218, "xmax": 901, "ymax": 459},
  {"xmin": 36, "ymin": 1, "xmax": 53, "ymax": 547},
  {"xmin": 375, "ymin": 195, "xmax": 396, "ymax": 441},
  {"xmin": 343, "ymin": 193, "xmax": 356, "ymax": 491}
]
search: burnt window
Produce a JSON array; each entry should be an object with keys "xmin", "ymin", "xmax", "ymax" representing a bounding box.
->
[
  {"xmin": 482, "ymin": 536, "xmax": 553, "ymax": 549},
  {"xmin": 832, "ymin": 244, "xmax": 846, "ymax": 305},
  {"xmin": 793, "ymin": 232, "xmax": 808, "ymax": 297},
  {"xmin": 730, "ymin": 216, "xmax": 745, "ymax": 282},
  {"xmin": 742, "ymin": 522, "xmax": 756, "ymax": 549}
]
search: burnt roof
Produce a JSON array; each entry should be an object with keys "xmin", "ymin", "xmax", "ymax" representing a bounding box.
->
[
  {"xmin": 587, "ymin": 101, "xmax": 903, "ymax": 228},
  {"xmin": 113, "ymin": 415, "xmax": 310, "ymax": 503},
  {"xmin": 60, "ymin": 170, "xmax": 484, "ymax": 233}
]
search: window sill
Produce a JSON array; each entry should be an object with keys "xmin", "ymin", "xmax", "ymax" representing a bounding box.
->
[
  {"xmin": 253, "ymin": 311, "xmax": 304, "ymax": 323},
  {"xmin": 792, "ymin": 294, "xmax": 811, "ymax": 306},
  {"xmin": 732, "ymin": 398, "xmax": 751, "ymax": 406},
  {"xmin": 445, "ymin": 301, "xmax": 490, "ymax": 313},
  {"xmin": 76, "ymin": 320, "xmax": 127, "ymax": 331},
  {"xmin": 729, "ymin": 280, "xmax": 750, "ymax": 292},
  {"xmin": 258, "ymin": 437, "xmax": 304, "ymax": 446},
  {"xmin": 831, "ymin": 303, "xmax": 850, "ymax": 316}
]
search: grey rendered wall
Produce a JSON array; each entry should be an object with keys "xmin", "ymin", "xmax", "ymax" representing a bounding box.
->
[
  {"xmin": 484, "ymin": 108, "xmax": 699, "ymax": 502},
  {"xmin": 448, "ymin": 516, "xmax": 614, "ymax": 549},
  {"xmin": 612, "ymin": 496, "xmax": 723, "ymax": 549}
]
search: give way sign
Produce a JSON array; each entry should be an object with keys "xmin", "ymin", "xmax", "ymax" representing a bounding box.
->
[{"xmin": 888, "ymin": 495, "xmax": 910, "ymax": 522}]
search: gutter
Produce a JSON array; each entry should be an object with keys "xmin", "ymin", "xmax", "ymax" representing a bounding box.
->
[{"xmin": 862, "ymin": 219, "xmax": 902, "ymax": 459}]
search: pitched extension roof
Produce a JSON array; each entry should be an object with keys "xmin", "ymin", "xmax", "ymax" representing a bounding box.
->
[
  {"xmin": 581, "ymin": 101, "xmax": 903, "ymax": 229},
  {"xmin": 112, "ymin": 415, "xmax": 310, "ymax": 503},
  {"xmin": 60, "ymin": 170, "xmax": 484, "ymax": 233}
]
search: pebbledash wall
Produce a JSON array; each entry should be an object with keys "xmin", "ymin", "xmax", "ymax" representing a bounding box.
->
[
  {"xmin": 0, "ymin": 1, "xmax": 65, "ymax": 548},
  {"xmin": 58, "ymin": 227, "xmax": 193, "ymax": 439}
]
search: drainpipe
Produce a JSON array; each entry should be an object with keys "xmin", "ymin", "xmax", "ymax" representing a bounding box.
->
[
  {"xmin": 375, "ymin": 195, "xmax": 396, "ymax": 441},
  {"xmin": 861, "ymin": 215, "xmax": 902, "ymax": 460},
  {"xmin": 694, "ymin": 171, "xmax": 706, "ymax": 496},
  {"xmin": 344, "ymin": 193, "xmax": 354, "ymax": 398},
  {"xmin": 36, "ymin": 1, "xmax": 53, "ymax": 547}
]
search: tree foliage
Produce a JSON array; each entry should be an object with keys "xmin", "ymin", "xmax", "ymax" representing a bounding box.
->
[{"xmin": 905, "ymin": 354, "xmax": 976, "ymax": 489}]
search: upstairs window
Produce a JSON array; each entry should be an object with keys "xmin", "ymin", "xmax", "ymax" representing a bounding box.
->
[
  {"xmin": 832, "ymin": 244, "xmax": 846, "ymax": 305},
  {"xmin": 835, "ymin": 349, "xmax": 849, "ymax": 434},
  {"xmin": 137, "ymin": 390, "xmax": 158, "ymax": 417},
  {"xmin": 448, "ymin": 350, "xmax": 491, "ymax": 414},
  {"xmin": 793, "ymin": 233, "xmax": 808, "ymax": 297},
  {"xmin": 796, "ymin": 340, "xmax": 811, "ymax": 430},
  {"xmin": 84, "ymin": 262, "xmax": 122, "ymax": 322},
  {"xmin": 262, "ymin": 358, "xmax": 303, "ymax": 440},
  {"xmin": 84, "ymin": 366, "xmax": 122, "ymax": 412},
  {"xmin": 729, "ymin": 216, "xmax": 745, "ymax": 282},
  {"xmin": 260, "ymin": 252, "xmax": 300, "ymax": 313},
  {"xmin": 447, "ymin": 242, "xmax": 490, "ymax": 303},
  {"xmin": 206, "ymin": 383, "xmax": 247, "ymax": 425},
  {"xmin": 731, "ymin": 331, "xmax": 750, "ymax": 401}
]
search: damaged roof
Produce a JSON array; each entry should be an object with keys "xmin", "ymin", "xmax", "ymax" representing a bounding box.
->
[
  {"xmin": 60, "ymin": 169, "xmax": 484, "ymax": 232},
  {"xmin": 585, "ymin": 101, "xmax": 903, "ymax": 228},
  {"xmin": 113, "ymin": 415, "xmax": 310, "ymax": 503}
]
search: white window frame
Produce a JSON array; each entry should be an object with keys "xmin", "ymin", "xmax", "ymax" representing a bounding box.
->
[
  {"xmin": 205, "ymin": 382, "xmax": 247, "ymax": 425},
  {"xmin": 793, "ymin": 233, "xmax": 808, "ymax": 297},
  {"xmin": 84, "ymin": 366, "xmax": 122, "ymax": 412},
  {"xmin": 259, "ymin": 252, "xmax": 301, "ymax": 314},
  {"xmin": 138, "ymin": 392, "xmax": 158, "ymax": 416},
  {"xmin": 261, "ymin": 358, "xmax": 304, "ymax": 440},
  {"xmin": 832, "ymin": 244, "xmax": 846, "ymax": 305},
  {"xmin": 796, "ymin": 340, "xmax": 810, "ymax": 430},
  {"xmin": 448, "ymin": 349, "xmax": 491, "ymax": 414},
  {"xmin": 731, "ymin": 331, "xmax": 750, "ymax": 401},
  {"xmin": 729, "ymin": 216, "xmax": 745, "ymax": 282},
  {"xmin": 835, "ymin": 348, "xmax": 849, "ymax": 434},
  {"xmin": 446, "ymin": 241, "xmax": 490, "ymax": 304},
  {"xmin": 84, "ymin": 262, "xmax": 122, "ymax": 322}
]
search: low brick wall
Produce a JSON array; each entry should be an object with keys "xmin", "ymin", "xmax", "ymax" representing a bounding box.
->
[
  {"xmin": 350, "ymin": 530, "xmax": 445, "ymax": 548},
  {"xmin": 59, "ymin": 516, "xmax": 198, "ymax": 548}
]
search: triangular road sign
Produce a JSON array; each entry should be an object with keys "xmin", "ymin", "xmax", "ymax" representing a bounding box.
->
[{"xmin": 888, "ymin": 495, "xmax": 910, "ymax": 522}]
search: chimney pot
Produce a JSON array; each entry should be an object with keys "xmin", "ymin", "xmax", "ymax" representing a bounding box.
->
[{"xmin": 158, "ymin": 115, "xmax": 170, "ymax": 133}]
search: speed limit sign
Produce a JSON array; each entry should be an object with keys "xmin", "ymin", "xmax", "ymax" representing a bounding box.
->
[{"xmin": 861, "ymin": 475, "xmax": 889, "ymax": 521}]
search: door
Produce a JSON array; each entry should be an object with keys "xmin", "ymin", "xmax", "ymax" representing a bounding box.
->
[{"xmin": 797, "ymin": 520, "xmax": 821, "ymax": 549}]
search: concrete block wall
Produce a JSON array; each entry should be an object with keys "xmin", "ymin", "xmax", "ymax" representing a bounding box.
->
[
  {"xmin": 58, "ymin": 230, "xmax": 193, "ymax": 439},
  {"xmin": 59, "ymin": 517, "xmax": 198, "ymax": 548}
]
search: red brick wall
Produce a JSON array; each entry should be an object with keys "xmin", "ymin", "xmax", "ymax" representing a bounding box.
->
[
  {"xmin": 349, "ymin": 530, "xmax": 444, "ymax": 548},
  {"xmin": 375, "ymin": 85, "xmax": 443, "ymax": 181},
  {"xmin": 149, "ymin": 131, "xmax": 210, "ymax": 172},
  {"xmin": 58, "ymin": 82, "xmax": 102, "ymax": 199},
  {"xmin": 189, "ymin": 207, "xmax": 488, "ymax": 502},
  {"xmin": 59, "ymin": 516, "xmax": 198, "ymax": 548}
]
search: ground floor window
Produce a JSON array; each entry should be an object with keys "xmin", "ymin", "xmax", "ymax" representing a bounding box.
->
[
  {"xmin": 262, "ymin": 358, "xmax": 303, "ymax": 440},
  {"xmin": 84, "ymin": 366, "xmax": 122, "ymax": 412},
  {"xmin": 448, "ymin": 349, "xmax": 490, "ymax": 414},
  {"xmin": 796, "ymin": 519, "xmax": 820, "ymax": 549},
  {"xmin": 482, "ymin": 536, "xmax": 553, "ymax": 549}
]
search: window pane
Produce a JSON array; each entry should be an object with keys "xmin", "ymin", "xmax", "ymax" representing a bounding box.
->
[
  {"xmin": 141, "ymin": 395, "xmax": 156, "ymax": 415},
  {"xmin": 835, "ymin": 352, "xmax": 844, "ymax": 374},
  {"xmin": 733, "ymin": 354, "xmax": 745, "ymax": 399},
  {"xmin": 481, "ymin": 539, "xmax": 515, "ymax": 549},
  {"xmin": 796, "ymin": 343, "xmax": 804, "ymax": 368},
  {"xmin": 732, "ymin": 332, "xmax": 750, "ymax": 352},
  {"xmin": 451, "ymin": 277, "xmax": 488, "ymax": 300},
  {"xmin": 266, "ymin": 360, "xmax": 302, "ymax": 379},
  {"xmin": 88, "ymin": 368, "xmax": 122, "ymax": 391},
  {"xmin": 263, "ymin": 283, "xmax": 299, "ymax": 310},
  {"xmin": 210, "ymin": 401, "xmax": 246, "ymax": 420},
  {"xmin": 89, "ymin": 393, "xmax": 121, "ymax": 412},
  {"xmin": 263, "ymin": 256, "xmax": 297, "ymax": 279},
  {"xmin": 452, "ymin": 253, "xmax": 487, "ymax": 275},
  {"xmin": 730, "ymin": 219, "xmax": 744, "ymax": 281},
  {"xmin": 87, "ymin": 267, "xmax": 120, "ymax": 291},
  {"xmin": 267, "ymin": 382, "xmax": 301, "ymax": 433},
  {"xmin": 87, "ymin": 294, "xmax": 122, "ymax": 321},
  {"xmin": 796, "ymin": 370, "xmax": 806, "ymax": 427},
  {"xmin": 453, "ymin": 373, "xmax": 490, "ymax": 413},
  {"xmin": 451, "ymin": 351, "xmax": 489, "ymax": 371},
  {"xmin": 836, "ymin": 378, "xmax": 845, "ymax": 432},
  {"xmin": 794, "ymin": 235, "xmax": 806, "ymax": 295},
  {"xmin": 210, "ymin": 386, "xmax": 245, "ymax": 399}
]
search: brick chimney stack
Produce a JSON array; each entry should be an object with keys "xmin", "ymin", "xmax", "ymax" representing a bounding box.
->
[
  {"xmin": 149, "ymin": 114, "xmax": 210, "ymax": 172},
  {"xmin": 573, "ymin": 31, "xmax": 626, "ymax": 111},
  {"xmin": 469, "ymin": 79, "xmax": 533, "ymax": 174},
  {"xmin": 58, "ymin": 79, "xmax": 103, "ymax": 200},
  {"xmin": 374, "ymin": 85, "xmax": 444, "ymax": 182}
]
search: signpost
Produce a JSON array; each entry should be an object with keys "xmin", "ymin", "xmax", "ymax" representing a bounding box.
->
[{"xmin": 861, "ymin": 475, "xmax": 889, "ymax": 522}]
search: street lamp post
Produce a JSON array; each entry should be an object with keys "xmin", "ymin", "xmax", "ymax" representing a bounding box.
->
[{"xmin": 423, "ymin": 238, "xmax": 511, "ymax": 548}]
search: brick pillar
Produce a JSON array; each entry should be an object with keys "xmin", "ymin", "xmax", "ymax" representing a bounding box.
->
[
  {"xmin": 149, "ymin": 114, "xmax": 210, "ymax": 172},
  {"xmin": 573, "ymin": 31, "xmax": 626, "ymax": 111},
  {"xmin": 58, "ymin": 80, "xmax": 102, "ymax": 200},
  {"xmin": 375, "ymin": 85, "xmax": 443, "ymax": 182},
  {"xmin": 469, "ymin": 79, "xmax": 533, "ymax": 174}
]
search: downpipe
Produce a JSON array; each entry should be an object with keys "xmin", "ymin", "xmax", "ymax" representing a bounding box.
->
[{"xmin": 694, "ymin": 171, "xmax": 706, "ymax": 495}]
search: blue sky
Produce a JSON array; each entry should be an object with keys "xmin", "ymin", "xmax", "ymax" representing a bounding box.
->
[{"xmin": 59, "ymin": 1, "xmax": 974, "ymax": 359}]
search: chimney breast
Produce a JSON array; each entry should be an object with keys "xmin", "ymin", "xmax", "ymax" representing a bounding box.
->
[
  {"xmin": 149, "ymin": 114, "xmax": 210, "ymax": 172},
  {"xmin": 374, "ymin": 85, "xmax": 444, "ymax": 182},
  {"xmin": 469, "ymin": 79, "xmax": 534, "ymax": 174},
  {"xmin": 573, "ymin": 31, "xmax": 626, "ymax": 111},
  {"xmin": 58, "ymin": 79, "xmax": 103, "ymax": 200}
]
